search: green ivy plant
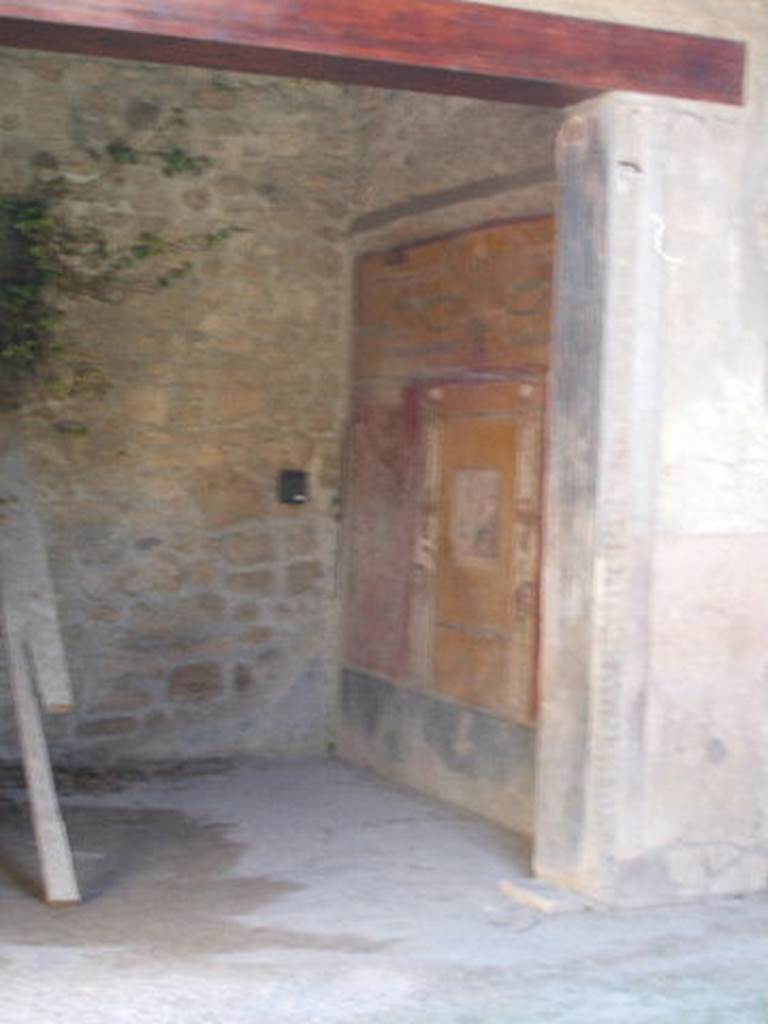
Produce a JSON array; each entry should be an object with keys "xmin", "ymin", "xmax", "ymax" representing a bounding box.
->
[
  {"xmin": 105, "ymin": 138, "xmax": 214, "ymax": 177},
  {"xmin": 0, "ymin": 110, "xmax": 241, "ymax": 406},
  {"xmin": 0, "ymin": 198, "xmax": 63, "ymax": 380}
]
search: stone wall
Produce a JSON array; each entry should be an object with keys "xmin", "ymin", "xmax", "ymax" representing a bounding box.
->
[
  {"xmin": 0, "ymin": 47, "xmax": 559, "ymax": 764},
  {"xmin": 0, "ymin": 53, "xmax": 358, "ymax": 761}
]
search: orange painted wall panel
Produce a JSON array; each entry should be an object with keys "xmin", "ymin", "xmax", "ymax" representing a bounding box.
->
[{"xmin": 356, "ymin": 217, "xmax": 554, "ymax": 380}]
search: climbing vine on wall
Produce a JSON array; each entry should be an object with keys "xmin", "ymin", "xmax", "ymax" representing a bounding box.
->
[
  {"xmin": 0, "ymin": 106, "xmax": 241, "ymax": 406},
  {"xmin": 0, "ymin": 198, "xmax": 61, "ymax": 380}
]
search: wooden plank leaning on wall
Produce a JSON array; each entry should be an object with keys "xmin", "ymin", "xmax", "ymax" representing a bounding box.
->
[{"xmin": 0, "ymin": 442, "xmax": 80, "ymax": 905}]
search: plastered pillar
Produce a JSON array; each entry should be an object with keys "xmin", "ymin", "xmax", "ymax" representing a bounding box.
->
[{"xmin": 535, "ymin": 92, "xmax": 768, "ymax": 905}]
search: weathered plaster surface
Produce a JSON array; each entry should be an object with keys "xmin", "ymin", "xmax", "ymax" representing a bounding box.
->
[
  {"xmin": 638, "ymin": 51, "xmax": 768, "ymax": 899},
  {"xmin": 351, "ymin": 91, "xmax": 560, "ymax": 251},
  {"xmin": 537, "ymin": 0, "xmax": 768, "ymax": 901},
  {"xmin": 645, "ymin": 536, "xmax": 768, "ymax": 899},
  {"xmin": 341, "ymin": 670, "xmax": 536, "ymax": 835},
  {"xmin": 656, "ymin": 106, "xmax": 768, "ymax": 536}
]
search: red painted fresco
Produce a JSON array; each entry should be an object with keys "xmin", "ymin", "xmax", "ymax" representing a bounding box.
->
[{"xmin": 343, "ymin": 385, "xmax": 422, "ymax": 680}]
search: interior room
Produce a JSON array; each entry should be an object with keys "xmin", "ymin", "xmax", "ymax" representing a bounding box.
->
[
  {"xmin": 0, "ymin": 49, "xmax": 561, "ymax": 841},
  {"xmin": 1, "ymin": 1, "xmax": 766, "ymax": 1021}
]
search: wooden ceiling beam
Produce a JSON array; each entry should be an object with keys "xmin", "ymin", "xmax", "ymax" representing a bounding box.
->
[{"xmin": 0, "ymin": 0, "xmax": 746, "ymax": 108}]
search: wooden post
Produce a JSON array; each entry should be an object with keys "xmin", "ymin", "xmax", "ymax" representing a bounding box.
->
[
  {"xmin": 3, "ymin": 621, "xmax": 80, "ymax": 905},
  {"xmin": 0, "ymin": 439, "xmax": 80, "ymax": 905},
  {"xmin": 0, "ymin": 445, "xmax": 73, "ymax": 713}
]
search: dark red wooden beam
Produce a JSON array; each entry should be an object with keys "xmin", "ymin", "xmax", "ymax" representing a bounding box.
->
[{"xmin": 0, "ymin": 0, "xmax": 746, "ymax": 108}]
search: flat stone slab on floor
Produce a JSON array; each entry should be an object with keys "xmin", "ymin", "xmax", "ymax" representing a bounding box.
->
[{"xmin": 499, "ymin": 876, "xmax": 591, "ymax": 914}]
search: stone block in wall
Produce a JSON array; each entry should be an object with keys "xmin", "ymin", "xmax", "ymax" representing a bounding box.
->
[
  {"xmin": 231, "ymin": 600, "xmax": 264, "ymax": 622},
  {"xmin": 180, "ymin": 562, "xmax": 219, "ymax": 588},
  {"xmin": 90, "ymin": 682, "xmax": 152, "ymax": 713},
  {"xmin": 238, "ymin": 626, "xmax": 274, "ymax": 646},
  {"xmin": 65, "ymin": 59, "xmax": 113, "ymax": 87},
  {"xmin": 217, "ymin": 529, "xmax": 274, "ymax": 565},
  {"xmin": 124, "ymin": 97, "xmax": 161, "ymax": 131},
  {"xmin": 1, "ymin": 113, "xmax": 23, "ymax": 132},
  {"xmin": 285, "ymin": 560, "xmax": 323, "ymax": 596},
  {"xmin": 232, "ymin": 646, "xmax": 284, "ymax": 696},
  {"xmin": 167, "ymin": 662, "xmax": 224, "ymax": 702},
  {"xmin": 127, "ymin": 593, "xmax": 227, "ymax": 651},
  {"xmin": 280, "ymin": 521, "xmax": 317, "ymax": 559},
  {"xmin": 206, "ymin": 382, "xmax": 265, "ymax": 423},
  {"xmin": 77, "ymin": 716, "xmax": 138, "ymax": 738},
  {"xmin": 88, "ymin": 602, "xmax": 123, "ymax": 624},
  {"xmin": 181, "ymin": 187, "xmax": 213, "ymax": 213},
  {"xmin": 191, "ymin": 467, "xmax": 266, "ymax": 529},
  {"xmin": 226, "ymin": 569, "xmax": 276, "ymax": 596},
  {"xmin": 118, "ymin": 557, "xmax": 184, "ymax": 595},
  {"xmin": 122, "ymin": 385, "xmax": 173, "ymax": 427},
  {"xmin": 189, "ymin": 82, "xmax": 239, "ymax": 111}
]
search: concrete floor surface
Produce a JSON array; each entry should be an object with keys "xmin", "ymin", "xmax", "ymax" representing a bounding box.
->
[{"xmin": 0, "ymin": 759, "xmax": 765, "ymax": 1023}]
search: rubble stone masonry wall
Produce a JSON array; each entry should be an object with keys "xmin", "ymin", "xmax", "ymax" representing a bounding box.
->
[
  {"xmin": 0, "ymin": 48, "xmax": 559, "ymax": 762},
  {"xmin": 0, "ymin": 55, "xmax": 358, "ymax": 761}
]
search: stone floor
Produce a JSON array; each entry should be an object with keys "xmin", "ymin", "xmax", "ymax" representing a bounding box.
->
[{"xmin": 1, "ymin": 759, "xmax": 766, "ymax": 1023}]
